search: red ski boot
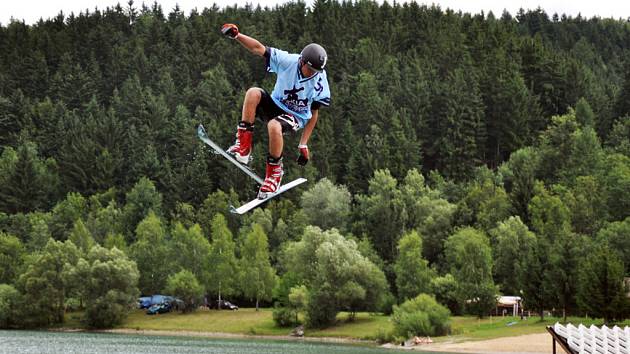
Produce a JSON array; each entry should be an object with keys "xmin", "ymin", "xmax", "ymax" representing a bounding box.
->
[
  {"xmin": 258, "ymin": 157, "xmax": 284, "ymax": 199},
  {"xmin": 227, "ymin": 122, "xmax": 253, "ymax": 165}
]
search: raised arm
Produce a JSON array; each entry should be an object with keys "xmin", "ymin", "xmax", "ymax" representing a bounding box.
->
[{"xmin": 221, "ymin": 24, "xmax": 265, "ymax": 57}]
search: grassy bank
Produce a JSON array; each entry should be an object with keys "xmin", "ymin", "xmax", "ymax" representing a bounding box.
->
[
  {"xmin": 118, "ymin": 308, "xmax": 392, "ymax": 340},
  {"xmin": 444, "ymin": 316, "xmax": 630, "ymax": 342},
  {"xmin": 63, "ymin": 309, "xmax": 630, "ymax": 343}
]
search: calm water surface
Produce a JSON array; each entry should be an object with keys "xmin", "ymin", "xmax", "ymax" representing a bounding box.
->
[{"xmin": 0, "ymin": 330, "xmax": 426, "ymax": 354}]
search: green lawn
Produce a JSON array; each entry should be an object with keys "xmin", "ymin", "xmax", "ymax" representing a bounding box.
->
[
  {"xmin": 120, "ymin": 308, "xmax": 288, "ymax": 336},
  {"xmin": 116, "ymin": 309, "xmax": 392, "ymax": 339},
  {"xmin": 63, "ymin": 309, "xmax": 630, "ymax": 343},
  {"xmin": 443, "ymin": 315, "xmax": 630, "ymax": 342}
]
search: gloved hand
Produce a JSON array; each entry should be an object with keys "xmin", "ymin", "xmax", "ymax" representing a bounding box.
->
[
  {"xmin": 297, "ymin": 144, "xmax": 309, "ymax": 166},
  {"xmin": 221, "ymin": 23, "xmax": 239, "ymax": 39}
]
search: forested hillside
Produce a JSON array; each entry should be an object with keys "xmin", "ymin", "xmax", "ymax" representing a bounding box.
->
[{"xmin": 1, "ymin": 1, "xmax": 630, "ymax": 329}]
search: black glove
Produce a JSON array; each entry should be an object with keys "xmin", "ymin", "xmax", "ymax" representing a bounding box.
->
[
  {"xmin": 221, "ymin": 23, "xmax": 239, "ymax": 39},
  {"xmin": 297, "ymin": 145, "xmax": 309, "ymax": 166}
]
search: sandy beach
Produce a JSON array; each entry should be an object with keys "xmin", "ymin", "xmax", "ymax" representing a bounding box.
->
[{"xmin": 409, "ymin": 333, "xmax": 565, "ymax": 354}]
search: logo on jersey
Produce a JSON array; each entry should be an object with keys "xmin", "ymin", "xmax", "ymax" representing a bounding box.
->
[{"xmin": 282, "ymin": 85, "xmax": 309, "ymax": 113}]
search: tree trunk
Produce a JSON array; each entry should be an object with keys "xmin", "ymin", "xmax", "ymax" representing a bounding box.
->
[
  {"xmin": 218, "ymin": 282, "xmax": 222, "ymax": 310},
  {"xmin": 256, "ymin": 298, "xmax": 259, "ymax": 311}
]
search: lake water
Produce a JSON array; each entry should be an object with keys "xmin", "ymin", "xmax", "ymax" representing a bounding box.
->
[{"xmin": 0, "ymin": 330, "xmax": 424, "ymax": 354}]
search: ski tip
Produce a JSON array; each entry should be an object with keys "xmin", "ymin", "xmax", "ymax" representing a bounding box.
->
[
  {"xmin": 229, "ymin": 204, "xmax": 239, "ymax": 214},
  {"xmin": 197, "ymin": 124, "xmax": 207, "ymax": 138}
]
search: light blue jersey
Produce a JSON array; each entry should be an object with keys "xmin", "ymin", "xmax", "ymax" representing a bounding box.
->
[{"xmin": 265, "ymin": 47, "xmax": 331, "ymax": 128}]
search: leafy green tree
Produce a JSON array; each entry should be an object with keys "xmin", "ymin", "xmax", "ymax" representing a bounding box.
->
[
  {"xmin": 288, "ymin": 285, "xmax": 309, "ymax": 323},
  {"xmin": 165, "ymin": 270, "xmax": 204, "ymax": 313},
  {"xmin": 68, "ymin": 219, "xmax": 95, "ymax": 255},
  {"xmin": 240, "ymin": 224, "xmax": 276, "ymax": 311},
  {"xmin": 528, "ymin": 182, "xmax": 571, "ymax": 243},
  {"xmin": 537, "ymin": 112, "xmax": 580, "ymax": 183},
  {"xmin": 171, "ymin": 202, "xmax": 197, "ymax": 229},
  {"xmin": 401, "ymin": 169, "xmax": 456, "ymax": 267},
  {"xmin": 87, "ymin": 200, "xmax": 123, "ymax": 244},
  {"xmin": 490, "ymin": 216, "xmax": 537, "ymax": 295},
  {"xmin": 197, "ymin": 189, "xmax": 241, "ymax": 235},
  {"xmin": 130, "ymin": 212, "xmax": 171, "ymax": 295},
  {"xmin": 49, "ymin": 192, "xmax": 87, "ymax": 241},
  {"xmin": 547, "ymin": 231, "xmax": 588, "ymax": 321},
  {"xmin": 0, "ymin": 232, "xmax": 25, "ymax": 284},
  {"xmin": 430, "ymin": 274, "xmax": 460, "ymax": 315},
  {"xmin": 391, "ymin": 294, "xmax": 451, "ymax": 338},
  {"xmin": 244, "ymin": 209, "xmax": 274, "ymax": 236},
  {"xmin": 300, "ymin": 178, "xmax": 351, "ymax": 231},
  {"xmin": 355, "ymin": 169, "xmax": 407, "ymax": 263},
  {"xmin": 458, "ymin": 174, "xmax": 512, "ymax": 232},
  {"xmin": 282, "ymin": 226, "xmax": 389, "ymax": 327},
  {"xmin": 122, "ymin": 177, "xmax": 163, "ymax": 242},
  {"xmin": 26, "ymin": 212, "xmax": 52, "ymax": 251},
  {"xmin": 561, "ymin": 126, "xmax": 604, "ymax": 183},
  {"xmin": 520, "ymin": 238, "xmax": 553, "ymax": 320},
  {"xmin": 169, "ymin": 223, "xmax": 211, "ymax": 284},
  {"xmin": 605, "ymin": 117, "xmax": 630, "ymax": 157},
  {"xmin": 82, "ymin": 245, "xmax": 139, "ymax": 328},
  {"xmin": 0, "ymin": 284, "xmax": 20, "ymax": 328},
  {"xmin": 577, "ymin": 244, "xmax": 629, "ymax": 323},
  {"xmin": 394, "ymin": 231, "xmax": 435, "ymax": 301},
  {"xmin": 16, "ymin": 239, "xmax": 80, "ymax": 326},
  {"xmin": 575, "ymin": 97, "xmax": 595, "ymax": 128},
  {"xmin": 207, "ymin": 214, "xmax": 239, "ymax": 306},
  {"xmin": 445, "ymin": 227, "xmax": 497, "ymax": 318},
  {"xmin": 103, "ymin": 233, "xmax": 127, "ymax": 253},
  {"xmin": 600, "ymin": 154, "xmax": 630, "ymax": 221},
  {"xmin": 499, "ymin": 147, "xmax": 540, "ymax": 222},
  {"xmin": 597, "ymin": 218, "xmax": 630, "ymax": 275},
  {"xmin": 560, "ymin": 177, "xmax": 608, "ymax": 236}
]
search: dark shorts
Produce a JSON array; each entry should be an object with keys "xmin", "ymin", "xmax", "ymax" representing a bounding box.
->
[{"xmin": 255, "ymin": 89, "xmax": 300, "ymax": 134}]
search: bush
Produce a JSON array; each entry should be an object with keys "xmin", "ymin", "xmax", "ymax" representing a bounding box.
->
[
  {"xmin": 391, "ymin": 294, "xmax": 451, "ymax": 338},
  {"xmin": 373, "ymin": 326, "xmax": 395, "ymax": 344},
  {"xmin": 378, "ymin": 292, "xmax": 396, "ymax": 315},
  {"xmin": 272, "ymin": 306, "xmax": 299, "ymax": 327},
  {"xmin": 0, "ymin": 284, "xmax": 20, "ymax": 328},
  {"xmin": 165, "ymin": 270, "xmax": 204, "ymax": 313}
]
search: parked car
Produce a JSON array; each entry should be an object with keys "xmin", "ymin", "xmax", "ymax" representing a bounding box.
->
[
  {"xmin": 146, "ymin": 302, "xmax": 172, "ymax": 315},
  {"xmin": 209, "ymin": 299, "xmax": 238, "ymax": 310},
  {"xmin": 138, "ymin": 296, "xmax": 152, "ymax": 309}
]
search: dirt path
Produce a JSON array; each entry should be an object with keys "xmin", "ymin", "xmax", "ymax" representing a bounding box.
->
[{"xmin": 407, "ymin": 333, "xmax": 567, "ymax": 354}]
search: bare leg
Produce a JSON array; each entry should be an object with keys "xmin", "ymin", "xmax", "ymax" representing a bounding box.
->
[
  {"xmin": 242, "ymin": 88, "xmax": 261, "ymax": 124},
  {"xmin": 267, "ymin": 119, "xmax": 283, "ymax": 158}
]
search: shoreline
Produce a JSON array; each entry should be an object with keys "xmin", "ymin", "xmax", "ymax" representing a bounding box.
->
[
  {"xmin": 51, "ymin": 327, "xmax": 376, "ymax": 345},
  {"xmin": 48, "ymin": 328, "xmax": 554, "ymax": 353}
]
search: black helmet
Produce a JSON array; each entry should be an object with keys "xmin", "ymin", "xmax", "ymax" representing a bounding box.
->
[{"xmin": 300, "ymin": 43, "xmax": 327, "ymax": 72}]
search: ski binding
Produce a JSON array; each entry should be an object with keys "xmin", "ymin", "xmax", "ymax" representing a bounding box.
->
[{"xmin": 197, "ymin": 124, "xmax": 307, "ymax": 214}]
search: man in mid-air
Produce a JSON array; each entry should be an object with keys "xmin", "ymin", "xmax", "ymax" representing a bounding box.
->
[{"xmin": 221, "ymin": 23, "xmax": 331, "ymax": 199}]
